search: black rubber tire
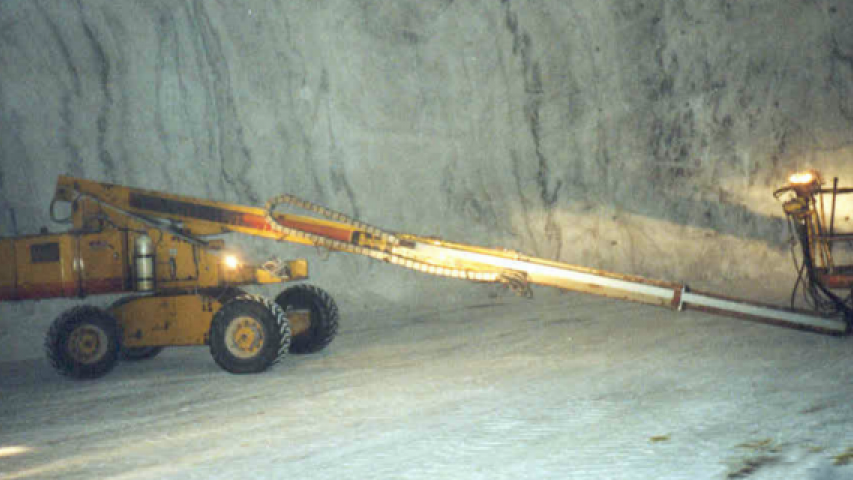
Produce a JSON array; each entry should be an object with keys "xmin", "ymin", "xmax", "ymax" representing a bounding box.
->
[
  {"xmin": 275, "ymin": 284, "xmax": 339, "ymax": 354},
  {"xmin": 120, "ymin": 346, "xmax": 164, "ymax": 361},
  {"xmin": 209, "ymin": 295, "xmax": 291, "ymax": 374},
  {"xmin": 45, "ymin": 306, "xmax": 121, "ymax": 379}
]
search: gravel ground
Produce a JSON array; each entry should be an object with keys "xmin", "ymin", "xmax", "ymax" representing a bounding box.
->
[{"xmin": 1, "ymin": 291, "xmax": 852, "ymax": 480}]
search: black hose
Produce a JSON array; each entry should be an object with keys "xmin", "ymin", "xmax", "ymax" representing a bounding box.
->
[{"xmin": 793, "ymin": 216, "xmax": 853, "ymax": 328}]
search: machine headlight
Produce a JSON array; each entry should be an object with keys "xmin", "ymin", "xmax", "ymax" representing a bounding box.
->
[
  {"xmin": 789, "ymin": 170, "xmax": 820, "ymax": 186},
  {"xmin": 224, "ymin": 254, "xmax": 240, "ymax": 270}
]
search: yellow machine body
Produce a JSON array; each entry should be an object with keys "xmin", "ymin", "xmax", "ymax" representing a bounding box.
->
[
  {"xmin": 1, "ymin": 176, "xmax": 319, "ymax": 352},
  {"xmin": 116, "ymin": 294, "xmax": 221, "ymax": 347},
  {"xmin": 0, "ymin": 229, "xmax": 127, "ymax": 300},
  {"xmin": 112, "ymin": 294, "xmax": 313, "ymax": 348},
  {"xmin": 0, "ymin": 220, "xmax": 309, "ymax": 299}
]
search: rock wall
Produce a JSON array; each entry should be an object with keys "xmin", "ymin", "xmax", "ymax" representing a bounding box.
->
[{"xmin": 1, "ymin": 0, "xmax": 852, "ymax": 360}]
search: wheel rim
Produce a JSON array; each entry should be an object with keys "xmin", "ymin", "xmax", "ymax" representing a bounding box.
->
[
  {"xmin": 225, "ymin": 316, "xmax": 265, "ymax": 359},
  {"xmin": 67, "ymin": 325, "xmax": 109, "ymax": 365}
]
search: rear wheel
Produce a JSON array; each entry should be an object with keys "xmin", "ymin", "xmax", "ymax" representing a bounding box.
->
[
  {"xmin": 45, "ymin": 306, "xmax": 121, "ymax": 379},
  {"xmin": 275, "ymin": 284, "xmax": 339, "ymax": 354},
  {"xmin": 209, "ymin": 295, "xmax": 290, "ymax": 374}
]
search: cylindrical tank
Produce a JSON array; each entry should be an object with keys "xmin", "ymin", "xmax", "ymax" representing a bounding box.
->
[{"xmin": 134, "ymin": 234, "xmax": 155, "ymax": 292}]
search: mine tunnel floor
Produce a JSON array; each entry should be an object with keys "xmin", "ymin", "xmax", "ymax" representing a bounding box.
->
[{"xmin": 1, "ymin": 292, "xmax": 852, "ymax": 479}]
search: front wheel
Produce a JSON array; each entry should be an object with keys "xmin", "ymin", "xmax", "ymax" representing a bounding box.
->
[
  {"xmin": 45, "ymin": 306, "xmax": 121, "ymax": 379},
  {"xmin": 209, "ymin": 295, "xmax": 290, "ymax": 374},
  {"xmin": 275, "ymin": 284, "xmax": 339, "ymax": 354}
]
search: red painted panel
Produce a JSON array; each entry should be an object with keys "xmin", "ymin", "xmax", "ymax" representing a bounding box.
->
[
  {"xmin": 0, "ymin": 278, "xmax": 127, "ymax": 301},
  {"xmin": 241, "ymin": 212, "xmax": 355, "ymax": 243},
  {"xmin": 821, "ymin": 274, "xmax": 853, "ymax": 289}
]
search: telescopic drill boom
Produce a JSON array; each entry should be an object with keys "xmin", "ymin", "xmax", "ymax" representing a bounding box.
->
[{"xmin": 1, "ymin": 173, "xmax": 848, "ymax": 380}]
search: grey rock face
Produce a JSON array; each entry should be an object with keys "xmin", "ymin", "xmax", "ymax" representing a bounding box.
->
[{"xmin": 1, "ymin": 1, "xmax": 852, "ymax": 358}]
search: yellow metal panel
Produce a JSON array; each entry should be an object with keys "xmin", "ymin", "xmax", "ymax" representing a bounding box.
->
[
  {"xmin": 230, "ymin": 259, "xmax": 309, "ymax": 285},
  {"xmin": 194, "ymin": 247, "xmax": 222, "ymax": 287},
  {"xmin": 153, "ymin": 234, "xmax": 197, "ymax": 285},
  {"xmin": 288, "ymin": 259, "xmax": 309, "ymax": 280},
  {"xmin": 78, "ymin": 230, "xmax": 127, "ymax": 295},
  {"xmin": 6, "ymin": 234, "xmax": 76, "ymax": 299},
  {"xmin": 251, "ymin": 268, "xmax": 284, "ymax": 285},
  {"xmin": 114, "ymin": 294, "xmax": 220, "ymax": 347},
  {"xmin": 0, "ymin": 239, "xmax": 16, "ymax": 299}
]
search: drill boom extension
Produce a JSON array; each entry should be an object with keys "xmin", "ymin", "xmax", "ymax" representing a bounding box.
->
[{"xmin": 54, "ymin": 175, "xmax": 850, "ymax": 335}]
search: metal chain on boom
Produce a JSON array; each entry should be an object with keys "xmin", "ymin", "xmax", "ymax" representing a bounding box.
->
[
  {"xmin": 268, "ymin": 194, "xmax": 402, "ymax": 246},
  {"xmin": 264, "ymin": 195, "xmax": 504, "ymax": 283}
]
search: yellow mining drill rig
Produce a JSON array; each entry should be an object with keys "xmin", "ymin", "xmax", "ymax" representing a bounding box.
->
[{"xmin": 0, "ymin": 173, "xmax": 849, "ymax": 379}]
